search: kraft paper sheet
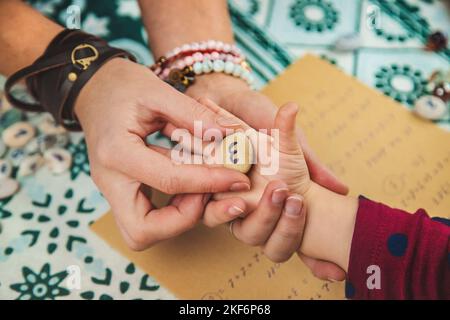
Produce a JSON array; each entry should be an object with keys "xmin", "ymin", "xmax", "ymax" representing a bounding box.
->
[{"xmin": 91, "ymin": 55, "xmax": 450, "ymax": 300}]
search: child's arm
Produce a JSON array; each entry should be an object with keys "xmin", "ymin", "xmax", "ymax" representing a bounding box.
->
[
  {"xmin": 201, "ymin": 99, "xmax": 449, "ymax": 298},
  {"xmin": 301, "ymin": 182, "xmax": 450, "ymax": 299},
  {"xmin": 300, "ymin": 183, "xmax": 358, "ymax": 272}
]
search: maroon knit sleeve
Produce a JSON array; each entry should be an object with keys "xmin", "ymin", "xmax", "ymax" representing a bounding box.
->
[{"xmin": 345, "ymin": 197, "xmax": 449, "ymax": 300}]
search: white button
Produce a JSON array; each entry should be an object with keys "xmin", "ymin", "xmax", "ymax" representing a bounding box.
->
[
  {"xmin": 43, "ymin": 148, "xmax": 72, "ymax": 174},
  {"xmin": 414, "ymin": 95, "xmax": 448, "ymax": 120},
  {"xmin": 334, "ymin": 33, "xmax": 362, "ymax": 52},
  {"xmin": 2, "ymin": 122, "xmax": 35, "ymax": 148}
]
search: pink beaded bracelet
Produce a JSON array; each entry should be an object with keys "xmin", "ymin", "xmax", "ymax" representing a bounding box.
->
[
  {"xmin": 159, "ymin": 52, "xmax": 245, "ymax": 79},
  {"xmin": 150, "ymin": 41, "xmax": 253, "ymax": 92},
  {"xmin": 165, "ymin": 40, "xmax": 243, "ymax": 60}
]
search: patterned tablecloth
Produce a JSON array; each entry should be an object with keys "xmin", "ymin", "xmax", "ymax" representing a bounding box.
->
[{"xmin": 0, "ymin": 0, "xmax": 448, "ymax": 300}]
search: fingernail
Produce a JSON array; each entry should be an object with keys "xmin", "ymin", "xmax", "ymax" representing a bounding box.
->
[
  {"xmin": 327, "ymin": 278, "xmax": 338, "ymax": 283},
  {"xmin": 202, "ymin": 194, "xmax": 212, "ymax": 205},
  {"xmin": 271, "ymin": 188, "xmax": 289, "ymax": 206},
  {"xmin": 216, "ymin": 116, "xmax": 241, "ymax": 128},
  {"xmin": 285, "ymin": 196, "xmax": 303, "ymax": 217},
  {"xmin": 229, "ymin": 182, "xmax": 250, "ymax": 192},
  {"xmin": 228, "ymin": 205, "xmax": 244, "ymax": 216}
]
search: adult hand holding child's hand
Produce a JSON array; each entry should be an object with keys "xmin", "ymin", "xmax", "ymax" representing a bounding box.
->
[
  {"xmin": 191, "ymin": 97, "xmax": 347, "ymax": 281},
  {"xmin": 74, "ymin": 58, "xmax": 252, "ymax": 251}
]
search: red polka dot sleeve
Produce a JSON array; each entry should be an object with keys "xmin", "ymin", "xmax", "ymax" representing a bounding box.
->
[{"xmin": 345, "ymin": 196, "xmax": 450, "ymax": 300}]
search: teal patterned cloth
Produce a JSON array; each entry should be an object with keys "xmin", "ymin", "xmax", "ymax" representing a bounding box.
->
[{"xmin": 0, "ymin": 0, "xmax": 448, "ymax": 300}]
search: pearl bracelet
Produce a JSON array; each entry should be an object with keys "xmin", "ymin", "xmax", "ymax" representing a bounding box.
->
[
  {"xmin": 191, "ymin": 59, "xmax": 254, "ymax": 85},
  {"xmin": 160, "ymin": 52, "xmax": 244, "ymax": 78},
  {"xmin": 150, "ymin": 41, "xmax": 254, "ymax": 92}
]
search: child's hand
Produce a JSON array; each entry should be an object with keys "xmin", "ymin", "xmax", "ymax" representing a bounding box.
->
[
  {"xmin": 163, "ymin": 97, "xmax": 346, "ymax": 279},
  {"xmin": 197, "ymin": 98, "xmax": 346, "ymax": 280},
  {"xmin": 194, "ymin": 98, "xmax": 310, "ymax": 263}
]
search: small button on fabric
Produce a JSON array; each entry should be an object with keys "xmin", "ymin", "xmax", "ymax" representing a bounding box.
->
[
  {"xmin": 43, "ymin": 148, "xmax": 72, "ymax": 175},
  {"xmin": 334, "ymin": 33, "xmax": 362, "ymax": 52},
  {"xmin": 2, "ymin": 122, "xmax": 35, "ymax": 148},
  {"xmin": 414, "ymin": 95, "xmax": 448, "ymax": 120}
]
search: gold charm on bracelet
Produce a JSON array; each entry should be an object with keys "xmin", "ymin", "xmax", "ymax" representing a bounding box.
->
[
  {"xmin": 71, "ymin": 43, "xmax": 99, "ymax": 70},
  {"xmin": 166, "ymin": 66, "xmax": 195, "ymax": 92}
]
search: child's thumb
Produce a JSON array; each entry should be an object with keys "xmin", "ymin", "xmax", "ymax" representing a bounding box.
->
[{"xmin": 273, "ymin": 102, "xmax": 303, "ymax": 155}]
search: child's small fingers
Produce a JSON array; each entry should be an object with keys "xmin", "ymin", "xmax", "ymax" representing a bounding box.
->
[
  {"xmin": 232, "ymin": 180, "xmax": 288, "ymax": 246},
  {"xmin": 263, "ymin": 194, "xmax": 306, "ymax": 263},
  {"xmin": 203, "ymin": 197, "xmax": 247, "ymax": 228},
  {"xmin": 275, "ymin": 102, "xmax": 298, "ymax": 132}
]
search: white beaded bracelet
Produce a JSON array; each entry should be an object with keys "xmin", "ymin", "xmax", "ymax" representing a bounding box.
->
[
  {"xmin": 191, "ymin": 59, "xmax": 254, "ymax": 85},
  {"xmin": 159, "ymin": 52, "xmax": 244, "ymax": 78},
  {"xmin": 150, "ymin": 41, "xmax": 254, "ymax": 92}
]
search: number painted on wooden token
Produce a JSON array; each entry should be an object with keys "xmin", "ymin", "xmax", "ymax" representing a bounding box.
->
[{"xmin": 220, "ymin": 132, "xmax": 253, "ymax": 174}]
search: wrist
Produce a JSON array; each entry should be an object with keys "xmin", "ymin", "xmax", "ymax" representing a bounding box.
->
[
  {"xmin": 186, "ymin": 73, "xmax": 251, "ymax": 110},
  {"xmin": 140, "ymin": 1, "xmax": 234, "ymax": 58},
  {"xmin": 301, "ymin": 182, "xmax": 358, "ymax": 271},
  {"xmin": 75, "ymin": 58, "xmax": 123, "ymax": 123},
  {"xmin": 75, "ymin": 58, "xmax": 151, "ymax": 128},
  {"xmin": 6, "ymin": 29, "xmax": 136, "ymax": 131}
]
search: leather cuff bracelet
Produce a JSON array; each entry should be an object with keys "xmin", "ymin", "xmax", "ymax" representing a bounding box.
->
[{"xmin": 4, "ymin": 29, "xmax": 136, "ymax": 131}]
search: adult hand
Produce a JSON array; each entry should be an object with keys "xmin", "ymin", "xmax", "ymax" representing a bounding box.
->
[
  {"xmin": 186, "ymin": 74, "xmax": 347, "ymax": 281},
  {"xmin": 74, "ymin": 58, "xmax": 251, "ymax": 251}
]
